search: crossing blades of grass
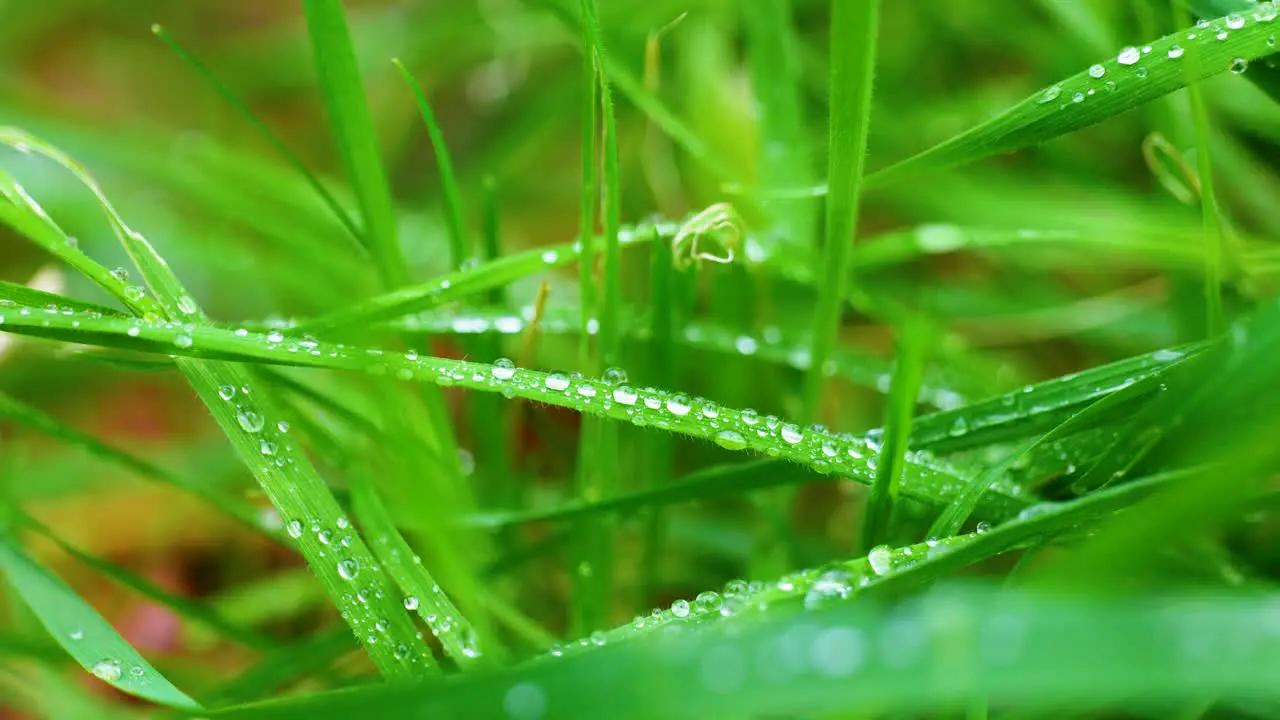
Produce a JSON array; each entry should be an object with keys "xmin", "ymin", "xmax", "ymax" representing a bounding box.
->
[
  {"xmin": 0, "ymin": 300, "xmax": 1027, "ymax": 519},
  {"xmin": 867, "ymin": 8, "xmax": 1280, "ymax": 187},
  {"xmin": 0, "ymin": 530, "xmax": 202, "ymax": 710},
  {"xmin": 1, "ymin": 129, "xmax": 434, "ymax": 679},
  {"xmin": 207, "ymin": 573, "xmax": 1279, "ymax": 718},
  {"xmin": 861, "ymin": 316, "xmax": 931, "ymax": 551},
  {"xmin": 302, "ymin": 0, "xmax": 408, "ymax": 288},
  {"xmin": 801, "ymin": 0, "xmax": 879, "ymax": 420}
]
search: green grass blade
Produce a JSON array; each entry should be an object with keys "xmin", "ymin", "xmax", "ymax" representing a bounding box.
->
[
  {"xmin": 150, "ymin": 24, "xmax": 365, "ymax": 249},
  {"xmin": 0, "ymin": 300, "xmax": 1027, "ymax": 520},
  {"xmin": 866, "ymin": 10, "xmax": 1280, "ymax": 187},
  {"xmin": 17, "ymin": 513, "xmax": 274, "ymax": 652},
  {"xmin": 801, "ymin": 0, "xmax": 880, "ymax": 420},
  {"xmin": 0, "ymin": 530, "xmax": 202, "ymax": 710},
  {"xmin": 302, "ymin": 0, "xmax": 408, "ymax": 288},
  {"xmin": 1176, "ymin": 2, "xmax": 1227, "ymax": 337},
  {"xmin": 393, "ymin": 59, "xmax": 469, "ymax": 270},
  {"xmin": 861, "ymin": 317, "xmax": 930, "ymax": 551}
]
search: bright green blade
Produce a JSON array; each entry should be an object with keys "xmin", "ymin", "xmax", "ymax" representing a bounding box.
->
[{"xmin": 0, "ymin": 531, "xmax": 202, "ymax": 710}]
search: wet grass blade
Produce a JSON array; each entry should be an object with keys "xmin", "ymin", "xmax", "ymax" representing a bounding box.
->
[
  {"xmin": 0, "ymin": 530, "xmax": 202, "ymax": 710},
  {"xmin": 303, "ymin": 0, "xmax": 408, "ymax": 288},
  {"xmin": 0, "ymin": 300, "xmax": 1028, "ymax": 520},
  {"xmin": 866, "ymin": 9, "xmax": 1280, "ymax": 187},
  {"xmin": 801, "ymin": 0, "xmax": 879, "ymax": 419}
]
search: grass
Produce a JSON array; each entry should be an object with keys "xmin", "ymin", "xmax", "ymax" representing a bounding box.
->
[{"xmin": 2, "ymin": 1, "xmax": 1280, "ymax": 717}]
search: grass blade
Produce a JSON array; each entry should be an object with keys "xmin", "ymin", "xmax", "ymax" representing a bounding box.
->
[
  {"xmin": 0, "ymin": 530, "xmax": 202, "ymax": 710},
  {"xmin": 303, "ymin": 0, "xmax": 408, "ymax": 288},
  {"xmin": 801, "ymin": 0, "xmax": 880, "ymax": 419}
]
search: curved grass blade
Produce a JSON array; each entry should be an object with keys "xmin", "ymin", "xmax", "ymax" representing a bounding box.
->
[
  {"xmin": 0, "ymin": 531, "xmax": 202, "ymax": 710},
  {"xmin": 17, "ymin": 513, "xmax": 274, "ymax": 652},
  {"xmin": 865, "ymin": 9, "xmax": 1280, "ymax": 186},
  {"xmin": 2, "ymin": 132, "xmax": 436, "ymax": 679},
  {"xmin": 0, "ymin": 300, "xmax": 1027, "ymax": 519}
]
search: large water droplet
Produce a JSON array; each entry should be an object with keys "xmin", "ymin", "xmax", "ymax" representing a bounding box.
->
[
  {"xmin": 1038, "ymin": 85, "xmax": 1062, "ymax": 103},
  {"xmin": 780, "ymin": 423, "xmax": 804, "ymax": 444},
  {"xmin": 491, "ymin": 359, "xmax": 515, "ymax": 380},
  {"xmin": 1225, "ymin": 14, "xmax": 1245, "ymax": 29},
  {"xmin": 715, "ymin": 430, "xmax": 747, "ymax": 451},
  {"xmin": 867, "ymin": 545, "xmax": 893, "ymax": 576},
  {"xmin": 91, "ymin": 659, "xmax": 122, "ymax": 682},
  {"xmin": 1088, "ymin": 63, "xmax": 1105, "ymax": 78},
  {"xmin": 1168, "ymin": 44, "xmax": 1184, "ymax": 58},
  {"xmin": 602, "ymin": 367, "xmax": 628, "ymax": 384},
  {"xmin": 176, "ymin": 295, "xmax": 198, "ymax": 315},
  {"xmin": 1230, "ymin": 57, "xmax": 1249, "ymax": 74},
  {"xmin": 404, "ymin": 595, "xmax": 419, "ymax": 611},
  {"xmin": 612, "ymin": 385, "xmax": 638, "ymax": 405},
  {"xmin": 286, "ymin": 520, "xmax": 303, "ymax": 539},
  {"xmin": 671, "ymin": 599, "xmax": 691, "ymax": 618},
  {"xmin": 666, "ymin": 394, "xmax": 691, "ymax": 416},
  {"xmin": 804, "ymin": 569, "xmax": 854, "ymax": 610},
  {"xmin": 218, "ymin": 384, "xmax": 236, "ymax": 401},
  {"xmin": 236, "ymin": 409, "xmax": 265, "ymax": 433},
  {"xmin": 545, "ymin": 372, "xmax": 570, "ymax": 391},
  {"xmin": 1117, "ymin": 46, "xmax": 1141, "ymax": 65},
  {"xmin": 338, "ymin": 558, "xmax": 360, "ymax": 581}
]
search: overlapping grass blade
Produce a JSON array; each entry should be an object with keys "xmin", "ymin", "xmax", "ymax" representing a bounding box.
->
[
  {"xmin": 0, "ymin": 531, "xmax": 202, "ymax": 710},
  {"xmin": 1, "ymin": 130, "xmax": 434, "ymax": 678}
]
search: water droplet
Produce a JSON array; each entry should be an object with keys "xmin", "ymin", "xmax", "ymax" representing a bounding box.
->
[
  {"xmin": 804, "ymin": 569, "xmax": 854, "ymax": 610},
  {"xmin": 259, "ymin": 440, "xmax": 277, "ymax": 456},
  {"xmin": 317, "ymin": 529, "xmax": 332, "ymax": 545},
  {"xmin": 666, "ymin": 394, "xmax": 691, "ymax": 416},
  {"xmin": 404, "ymin": 596, "xmax": 419, "ymax": 611},
  {"xmin": 1216, "ymin": 31, "xmax": 1229, "ymax": 40},
  {"xmin": 701, "ymin": 402, "xmax": 719, "ymax": 419},
  {"xmin": 671, "ymin": 599, "xmax": 691, "ymax": 618},
  {"xmin": 1225, "ymin": 14, "xmax": 1245, "ymax": 29},
  {"xmin": 218, "ymin": 384, "xmax": 236, "ymax": 401},
  {"xmin": 867, "ymin": 545, "xmax": 893, "ymax": 576},
  {"xmin": 695, "ymin": 591, "xmax": 723, "ymax": 615},
  {"xmin": 1255, "ymin": 4, "xmax": 1278, "ymax": 22},
  {"xmin": 589, "ymin": 630, "xmax": 606, "ymax": 646},
  {"xmin": 976, "ymin": 521, "xmax": 992, "ymax": 534},
  {"xmin": 1088, "ymin": 64, "xmax": 1105, "ymax": 78},
  {"xmin": 1168, "ymin": 44, "xmax": 1184, "ymax": 58},
  {"xmin": 541, "ymin": 249, "xmax": 558, "ymax": 263},
  {"xmin": 602, "ymin": 367, "xmax": 628, "ymax": 384},
  {"xmin": 780, "ymin": 424, "xmax": 804, "ymax": 444},
  {"xmin": 575, "ymin": 383, "xmax": 597, "ymax": 398},
  {"xmin": 266, "ymin": 330, "xmax": 284, "ymax": 343},
  {"xmin": 176, "ymin": 295, "xmax": 198, "ymax": 314},
  {"xmin": 68, "ymin": 628, "xmax": 84, "ymax": 640},
  {"xmin": 1230, "ymin": 57, "xmax": 1249, "ymax": 74},
  {"xmin": 1135, "ymin": 66, "xmax": 1148, "ymax": 79},
  {"xmin": 1038, "ymin": 85, "xmax": 1062, "ymax": 103},
  {"xmin": 544, "ymin": 372, "xmax": 570, "ymax": 391},
  {"xmin": 236, "ymin": 409, "xmax": 265, "ymax": 433},
  {"xmin": 286, "ymin": 520, "xmax": 303, "ymax": 538},
  {"xmin": 1117, "ymin": 46, "xmax": 1141, "ymax": 65},
  {"xmin": 715, "ymin": 430, "xmax": 747, "ymax": 451},
  {"xmin": 173, "ymin": 334, "xmax": 193, "ymax": 349},
  {"xmin": 612, "ymin": 385, "xmax": 638, "ymax": 405},
  {"xmin": 91, "ymin": 659, "xmax": 122, "ymax": 682},
  {"xmin": 277, "ymin": 420, "xmax": 290, "ymax": 432},
  {"xmin": 491, "ymin": 358, "xmax": 517, "ymax": 380},
  {"xmin": 1072, "ymin": 91, "xmax": 1085, "ymax": 103},
  {"xmin": 338, "ymin": 558, "xmax": 360, "ymax": 580}
]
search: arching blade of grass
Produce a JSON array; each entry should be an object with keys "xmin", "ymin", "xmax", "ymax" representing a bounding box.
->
[
  {"xmin": 302, "ymin": 0, "xmax": 408, "ymax": 288},
  {"xmin": 909, "ymin": 341, "xmax": 1211, "ymax": 453},
  {"xmin": 0, "ymin": 531, "xmax": 202, "ymax": 710},
  {"xmin": 858, "ymin": 10, "xmax": 1280, "ymax": 186},
  {"xmin": 15, "ymin": 513, "xmax": 274, "ymax": 652},
  {"xmin": 1, "ymin": 131, "xmax": 435, "ymax": 679},
  {"xmin": 1185, "ymin": 0, "xmax": 1280, "ymax": 103},
  {"xmin": 150, "ymin": 24, "xmax": 365, "ymax": 250},
  {"xmin": 801, "ymin": 0, "xmax": 879, "ymax": 420},
  {"xmin": 0, "ymin": 301, "xmax": 1027, "ymax": 519},
  {"xmin": 208, "ymin": 572, "xmax": 1278, "ymax": 718},
  {"xmin": 0, "ymin": 392, "xmax": 281, "ymax": 542}
]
